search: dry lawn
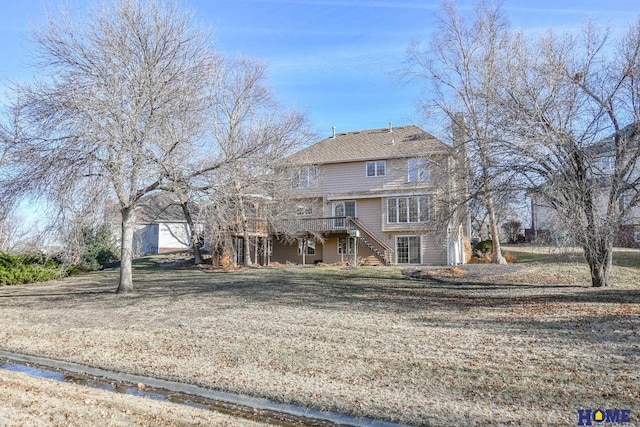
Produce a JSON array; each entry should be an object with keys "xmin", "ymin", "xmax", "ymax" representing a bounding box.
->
[
  {"xmin": 0, "ymin": 369, "xmax": 266, "ymax": 426},
  {"xmin": 0, "ymin": 248, "xmax": 639, "ymax": 426}
]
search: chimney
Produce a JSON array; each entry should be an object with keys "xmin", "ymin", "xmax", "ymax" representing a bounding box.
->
[
  {"xmin": 452, "ymin": 113, "xmax": 467, "ymax": 150},
  {"xmin": 451, "ymin": 112, "xmax": 472, "ymax": 240},
  {"xmin": 389, "ymin": 121, "xmax": 393, "ymax": 133},
  {"xmin": 332, "ymin": 126, "xmax": 336, "ymax": 138}
]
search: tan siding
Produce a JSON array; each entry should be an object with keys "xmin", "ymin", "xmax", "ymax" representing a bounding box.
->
[
  {"xmin": 271, "ymin": 237, "xmax": 324, "ymax": 265},
  {"xmin": 292, "ymin": 154, "xmax": 450, "ymax": 199},
  {"xmin": 321, "ymin": 238, "xmax": 342, "ymax": 264},
  {"xmin": 422, "ymin": 232, "xmax": 447, "ymax": 265},
  {"xmin": 294, "ymin": 198, "xmax": 324, "ymax": 218},
  {"xmin": 320, "ymin": 237, "xmax": 373, "ymax": 264},
  {"xmin": 353, "ymin": 198, "xmax": 384, "ymax": 239},
  {"xmin": 271, "ymin": 239, "xmax": 298, "ymax": 264}
]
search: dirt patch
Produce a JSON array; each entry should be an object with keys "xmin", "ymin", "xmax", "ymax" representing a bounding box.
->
[{"xmin": 403, "ymin": 263, "xmax": 528, "ymax": 283}]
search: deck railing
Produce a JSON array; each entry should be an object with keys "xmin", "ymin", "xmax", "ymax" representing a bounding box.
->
[
  {"xmin": 227, "ymin": 216, "xmax": 395, "ymax": 265},
  {"xmin": 220, "ymin": 219, "xmax": 269, "ymax": 234},
  {"xmin": 275, "ymin": 216, "xmax": 351, "ymax": 234}
]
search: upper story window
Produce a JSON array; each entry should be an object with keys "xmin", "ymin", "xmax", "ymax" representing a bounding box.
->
[
  {"xmin": 600, "ymin": 156, "xmax": 615, "ymax": 171},
  {"xmin": 292, "ymin": 166, "xmax": 318, "ymax": 189},
  {"xmin": 408, "ymin": 158, "xmax": 429, "ymax": 182},
  {"xmin": 296, "ymin": 204, "xmax": 313, "ymax": 216},
  {"xmin": 387, "ymin": 195, "xmax": 435, "ymax": 223},
  {"xmin": 366, "ymin": 161, "xmax": 386, "ymax": 177}
]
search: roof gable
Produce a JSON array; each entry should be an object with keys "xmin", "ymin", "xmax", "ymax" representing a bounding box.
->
[
  {"xmin": 284, "ymin": 125, "xmax": 451, "ymax": 165},
  {"xmin": 136, "ymin": 192, "xmax": 189, "ymax": 223}
]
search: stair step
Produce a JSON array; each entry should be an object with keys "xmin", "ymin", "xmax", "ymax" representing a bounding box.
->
[{"xmin": 361, "ymin": 255, "xmax": 384, "ymax": 266}]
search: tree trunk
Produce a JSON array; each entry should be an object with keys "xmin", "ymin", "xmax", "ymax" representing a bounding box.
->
[
  {"xmin": 584, "ymin": 241, "xmax": 613, "ymax": 287},
  {"xmin": 180, "ymin": 201, "xmax": 203, "ymax": 265},
  {"xmin": 242, "ymin": 230, "xmax": 252, "ymax": 266},
  {"xmin": 486, "ymin": 196, "xmax": 507, "ymax": 264},
  {"xmin": 116, "ymin": 206, "xmax": 136, "ymax": 293}
]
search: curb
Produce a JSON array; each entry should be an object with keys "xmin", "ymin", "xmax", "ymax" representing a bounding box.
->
[{"xmin": 0, "ymin": 350, "xmax": 412, "ymax": 427}]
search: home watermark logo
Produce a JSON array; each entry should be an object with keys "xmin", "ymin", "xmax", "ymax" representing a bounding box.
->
[{"xmin": 577, "ymin": 409, "xmax": 632, "ymax": 426}]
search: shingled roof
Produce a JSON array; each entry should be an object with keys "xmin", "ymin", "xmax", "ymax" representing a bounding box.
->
[
  {"xmin": 587, "ymin": 122, "xmax": 640, "ymax": 156},
  {"xmin": 284, "ymin": 125, "xmax": 451, "ymax": 165},
  {"xmin": 135, "ymin": 192, "xmax": 192, "ymax": 223}
]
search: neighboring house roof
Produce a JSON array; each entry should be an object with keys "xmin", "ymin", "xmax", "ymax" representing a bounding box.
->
[
  {"xmin": 284, "ymin": 125, "xmax": 451, "ymax": 165},
  {"xmin": 136, "ymin": 192, "xmax": 192, "ymax": 223},
  {"xmin": 588, "ymin": 122, "xmax": 640, "ymax": 157}
]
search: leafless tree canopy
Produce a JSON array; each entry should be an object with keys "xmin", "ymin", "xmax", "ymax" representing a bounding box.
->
[
  {"xmin": 0, "ymin": 0, "xmax": 310, "ymax": 291},
  {"xmin": 500, "ymin": 19, "xmax": 640, "ymax": 287},
  {"xmin": 404, "ymin": 0, "xmax": 511, "ymax": 263},
  {"xmin": 406, "ymin": 1, "xmax": 640, "ymax": 286}
]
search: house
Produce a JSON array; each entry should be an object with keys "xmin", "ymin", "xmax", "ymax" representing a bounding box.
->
[
  {"xmin": 132, "ymin": 193, "xmax": 203, "ymax": 256},
  {"xmin": 527, "ymin": 123, "xmax": 640, "ymax": 247},
  {"xmin": 264, "ymin": 124, "xmax": 467, "ymax": 266}
]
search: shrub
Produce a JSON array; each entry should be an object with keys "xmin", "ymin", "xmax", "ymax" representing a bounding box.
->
[
  {"xmin": 77, "ymin": 225, "xmax": 120, "ymax": 271},
  {"xmin": 463, "ymin": 237, "xmax": 473, "ymax": 264},
  {"xmin": 503, "ymin": 251, "xmax": 518, "ymax": 263},
  {"xmin": 475, "ymin": 239, "xmax": 493, "ymax": 254},
  {"xmin": 66, "ymin": 266, "xmax": 82, "ymax": 276},
  {"xmin": 469, "ymin": 252, "xmax": 492, "ymax": 263},
  {"xmin": 0, "ymin": 253, "xmax": 66, "ymax": 286}
]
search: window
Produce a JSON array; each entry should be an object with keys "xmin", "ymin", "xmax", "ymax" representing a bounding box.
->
[
  {"xmin": 296, "ymin": 204, "xmax": 313, "ymax": 216},
  {"xmin": 298, "ymin": 238, "xmax": 316, "ymax": 255},
  {"xmin": 396, "ymin": 236, "xmax": 421, "ymax": 264},
  {"xmin": 333, "ymin": 201, "xmax": 356, "ymax": 228},
  {"xmin": 292, "ymin": 166, "xmax": 318, "ymax": 188},
  {"xmin": 366, "ymin": 161, "xmax": 386, "ymax": 177},
  {"xmin": 387, "ymin": 196, "xmax": 435, "ymax": 223},
  {"xmin": 600, "ymin": 156, "xmax": 615, "ymax": 171},
  {"xmin": 408, "ymin": 158, "xmax": 429, "ymax": 182},
  {"xmin": 338, "ymin": 237, "xmax": 354, "ymax": 255}
]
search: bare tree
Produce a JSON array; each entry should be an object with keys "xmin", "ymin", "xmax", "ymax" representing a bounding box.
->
[
  {"xmin": 1, "ymin": 0, "xmax": 221, "ymax": 292},
  {"xmin": 0, "ymin": 206, "xmax": 31, "ymax": 253},
  {"xmin": 500, "ymin": 19, "xmax": 640, "ymax": 287},
  {"xmin": 205, "ymin": 56, "xmax": 312, "ymax": 267},
  {"xmin": 404, "ymin": 0, "xmax": 510, "ymax": 263}
]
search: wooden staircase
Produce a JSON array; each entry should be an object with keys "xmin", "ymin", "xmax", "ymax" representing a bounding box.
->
[
  {"xmin": 274, "ymin": 216, "xmax": 394, "ymax": 266},
  {"xmin": 347, "ymin": 217, "xmax": 394, "ymax": 265}
]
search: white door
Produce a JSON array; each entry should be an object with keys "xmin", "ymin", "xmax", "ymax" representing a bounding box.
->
[{"xmin": 333, "ymin": 201, "xmax": 356, "ymax": 228}]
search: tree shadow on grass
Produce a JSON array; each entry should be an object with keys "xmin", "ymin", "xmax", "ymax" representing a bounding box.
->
[
  {"xmin": 118, "ymin": 265, "xmax": 640, "ymax": 313},
  {"xmin": 0, "ymin": 290, "xmax": 114, "ymax": 299},
  {"xmin": 3, "ymin": 263, "xmax": 638, "ymax": 329}
]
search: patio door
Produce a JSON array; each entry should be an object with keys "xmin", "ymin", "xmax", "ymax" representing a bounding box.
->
[
  {"xmin": 236, "ymin": 237, "xmax": 244, "ymax": 265},
  {"xmin": 396, "ymin": 236, "xmax": 421, "ymax": 264},
  {"xmin": 333, "ymin": 201, "xmax": 356, "ymax": 228}
]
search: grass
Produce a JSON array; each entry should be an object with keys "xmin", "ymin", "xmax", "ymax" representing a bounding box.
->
[
  {"xmin": 503, "ymin": 244, "xmax": 640, "ymax": 270},
  {"xmin": 0, "ymin": 248, "xmax": 638, "ymax": 426}
]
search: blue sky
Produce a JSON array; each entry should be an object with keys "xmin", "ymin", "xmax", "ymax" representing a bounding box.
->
[{"xmin": 1, "ymin": 0, "xmax": 638, "ymax": 141}]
